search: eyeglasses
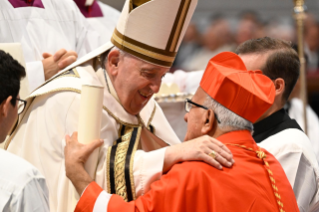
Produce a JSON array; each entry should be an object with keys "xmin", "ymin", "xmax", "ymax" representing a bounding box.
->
[
  {"xmin": 185, "ymin": 98, "xmax": 221, "ymax": 124},
  {"xmin": 16, "ymin": 98, "xmax": 27, "ymax": 115}
]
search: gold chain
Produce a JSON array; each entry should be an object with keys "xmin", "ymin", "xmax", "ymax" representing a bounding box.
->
[{"xmin": 225, "ymin": 143, "xmax": 285, "ymax": 212}]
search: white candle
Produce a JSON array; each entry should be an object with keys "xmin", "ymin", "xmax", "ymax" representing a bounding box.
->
[{"xmin": 78, "ymin": 84, "xmax": 104, "ymax": 179}]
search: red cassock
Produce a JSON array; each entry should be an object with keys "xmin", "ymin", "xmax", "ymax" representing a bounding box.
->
[{"xmin": 75, "ymin": 130, "xmax": 300, "ymax": 212}]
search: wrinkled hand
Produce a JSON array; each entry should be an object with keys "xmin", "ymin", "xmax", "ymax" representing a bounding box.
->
[
  {"xmin": 64, "ymin": 132, "xmax": 103, "ymax": 194},
  {"xmin": 163, "ymin": 135, "xmax": 234, "ymax": 173},
  {"xmin": 42, "ymin": 49, "xmax": 78, "ymax": 80},
  {"xmin": 64, "ymin": 132, "xmax": 103, "ymax": 178}
]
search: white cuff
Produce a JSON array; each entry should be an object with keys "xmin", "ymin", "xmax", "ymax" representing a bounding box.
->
[
  {"xmin": 93, "ymin": 191, "xmax": 112, "ymax": 212},
  {"xmin": 133, "ymin": 147, "xmax": 167, "ymax": 196},
  {"xmin": 26, "ymin": 61, "xmax": 45, "ymax": 92}
]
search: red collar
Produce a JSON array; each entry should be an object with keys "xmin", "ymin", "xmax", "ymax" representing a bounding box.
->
[{"xmin": 217, "ymin": 130, "xmax": 256, "ymax": 147}]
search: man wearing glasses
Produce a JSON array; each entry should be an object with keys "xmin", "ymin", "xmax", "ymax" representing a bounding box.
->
[
  {"xmin": 64, "ymin": 52, "xmax": 299, "ymax": 212},
  {"xmin": 0, "ymin": 50, "xmax": 49, "ymax": 211}
]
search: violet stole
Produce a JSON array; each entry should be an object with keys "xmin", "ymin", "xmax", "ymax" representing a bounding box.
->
[
  {"xmin": 73, "ymin": 0, "xmax": 103, "ymax": 18},
  {"xmin": 8, "ymin": 0, "xmax": 44, "ymax": 8}
]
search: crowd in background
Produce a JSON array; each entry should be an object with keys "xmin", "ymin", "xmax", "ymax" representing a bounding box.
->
[
  {"xmin": 172, "ymin": 11, "xmax": 319, "ymax": 116},
  {"xmin": 173, "ymin": 11, "xmax": 319, "ymax": 73}
]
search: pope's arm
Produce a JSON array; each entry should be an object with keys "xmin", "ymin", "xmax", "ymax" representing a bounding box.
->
[{"xmin": 132, "ymin": 102, "xmax": 181, "ymax": 196}]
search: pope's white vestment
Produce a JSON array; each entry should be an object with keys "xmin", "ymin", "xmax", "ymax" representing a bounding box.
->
[
  {"xmin": 86, "ymin": 1, "xmax": 120, "ymax": 45},
  {"xmin": 6, "ymin": 43, "xmax": 181, "ymax": 212},
  {"xmin": 0, "ymin": 148, "xmax": 49, "ymax": 211},
  {"xmin": 0, "ymin": 0, "xmax": 100, "ymax": 92}
]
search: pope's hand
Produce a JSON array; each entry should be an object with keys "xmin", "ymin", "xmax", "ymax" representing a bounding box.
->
[
  {"xmin": 42, "ymin": 49, "xmax": 78, "ymax": 80},
  {"xmin": 64, "ymin": 132, "xmax": 103, "ymax": 195},
  {"xmin": 163, "ymin": 135, "xmax": 234, "ymax": 173}
]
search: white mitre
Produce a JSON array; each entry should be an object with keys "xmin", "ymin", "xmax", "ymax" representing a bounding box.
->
[{"xmin": 49, "ymin": 0, "xmax": 198, "ymax": 81}]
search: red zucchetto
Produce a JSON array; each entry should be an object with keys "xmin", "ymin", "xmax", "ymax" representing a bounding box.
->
[{"xmin": 200, "ymin": 52, "xmax": 275, "ymax": 123}]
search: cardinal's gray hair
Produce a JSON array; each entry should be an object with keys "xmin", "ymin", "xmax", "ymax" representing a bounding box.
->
[{"xmin": 204, "ymin": 95, "xmax": 253, "ymax": 133}]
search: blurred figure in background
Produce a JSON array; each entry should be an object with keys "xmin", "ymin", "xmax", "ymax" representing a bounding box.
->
[
  {"xmin": 286, "ymin": 46, "xmax": 319, "ymax": 164},
  {"xmin": 238, "ymin": 10, "xmax": 266, "ymax": 39},
  {"xmin": 73, "ymin": 0, "xmax": 120, "ymax": 44},
  {"xmin": 172, "ymin": 22, "xmax": 201, "ymax": 71},
  {"xmin": 304, "ymin": 14, "xmax": 319, "ymax": 72},
  {"xmin": 265, "ymin": 18, "xmax": 296, "ymax": 43},
  {"xmin": 235, "ymin": 17, "xmax": 258, "ymax": 45},
  {"xmin": 185, "ymin": 15, "xmax": 235, "ymax": 71}
]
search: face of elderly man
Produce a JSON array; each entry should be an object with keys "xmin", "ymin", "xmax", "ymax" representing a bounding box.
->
[
  {"xmin": 106, "ymin": 48, "xmax": 169, "ymax": 115},
  {"xmin": 184, "ymin": 87, "xmax": 211, "ymax": 141}
]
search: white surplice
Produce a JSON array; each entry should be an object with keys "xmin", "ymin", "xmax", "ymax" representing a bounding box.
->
[
  {"xmin": 0, "ymin": 0, "xmax": 100, "ymax": 92},
  {"xmin": 85, "ymin": 1, "xmax": 120, "ymax": 45},
  {"xmin": 259, "ymin": 129, "xmax": 319, "ymax": 212},
  {"xmin": 288, "ymin": 98, "xmax": 319, "ymax": 164},
  {"xmin": 0, "ymin": 148, "xmax": 49, "ymax": 212},
  {"xmin": 7, "ymin": 42, "xmax": 181, "ymax": 212}
]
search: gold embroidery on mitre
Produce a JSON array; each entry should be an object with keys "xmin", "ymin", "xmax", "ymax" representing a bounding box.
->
[
  {"xmin": 111, "ymin": 32, "xmax": 175, "ymax": 63},
  {"xmin": 166, "ymin": 0, "xmax": 192, "ymax": 52}
]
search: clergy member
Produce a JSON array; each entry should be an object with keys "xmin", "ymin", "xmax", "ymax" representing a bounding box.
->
[
  {"xmin": 0, "ymin": 0, "xmax": 101, "ymax": 92},
  {"xmin": 237, "ymin": 37, "xmax": 319, "ymax": 212},
  {"xmin": 6, "ymin": 0, "xmax": 234, "ymax": 211},
  {"xmin": 0, "ymin": 50, "xmax": 49, "ymax": 211},
  {"xmin": 73, "ymin": 0, "xmax": 120, "ymax": 44},
  {"xmin": 65, "ymin": 52, "xmax": 300, "ymax": 212}
]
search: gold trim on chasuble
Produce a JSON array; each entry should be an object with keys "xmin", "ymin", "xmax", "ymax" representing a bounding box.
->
[
  {"xmin": 106, "ymin": 105, "xmax": 157, "ymax": 201},
  {"xmin": 225, "ymin": 144, "xmax": 286, "ymax": 212},
  {"xmin": 106, "ymin": 125, "xmax": 142, "ymax": 201}
]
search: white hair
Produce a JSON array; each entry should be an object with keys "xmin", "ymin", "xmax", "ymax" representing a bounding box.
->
[
  {"xmin": 204, "ymin": 95, "xmax": 254, "ymax": 133},
  {"xmin": 101, "ymin": 47, "xmax": 129, "ymax": 69}
]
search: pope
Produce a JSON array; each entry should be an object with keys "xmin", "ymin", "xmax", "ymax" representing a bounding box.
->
[{"xmin": 5, "ymin": 0, "xmax": 234, "ymax": 211}]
